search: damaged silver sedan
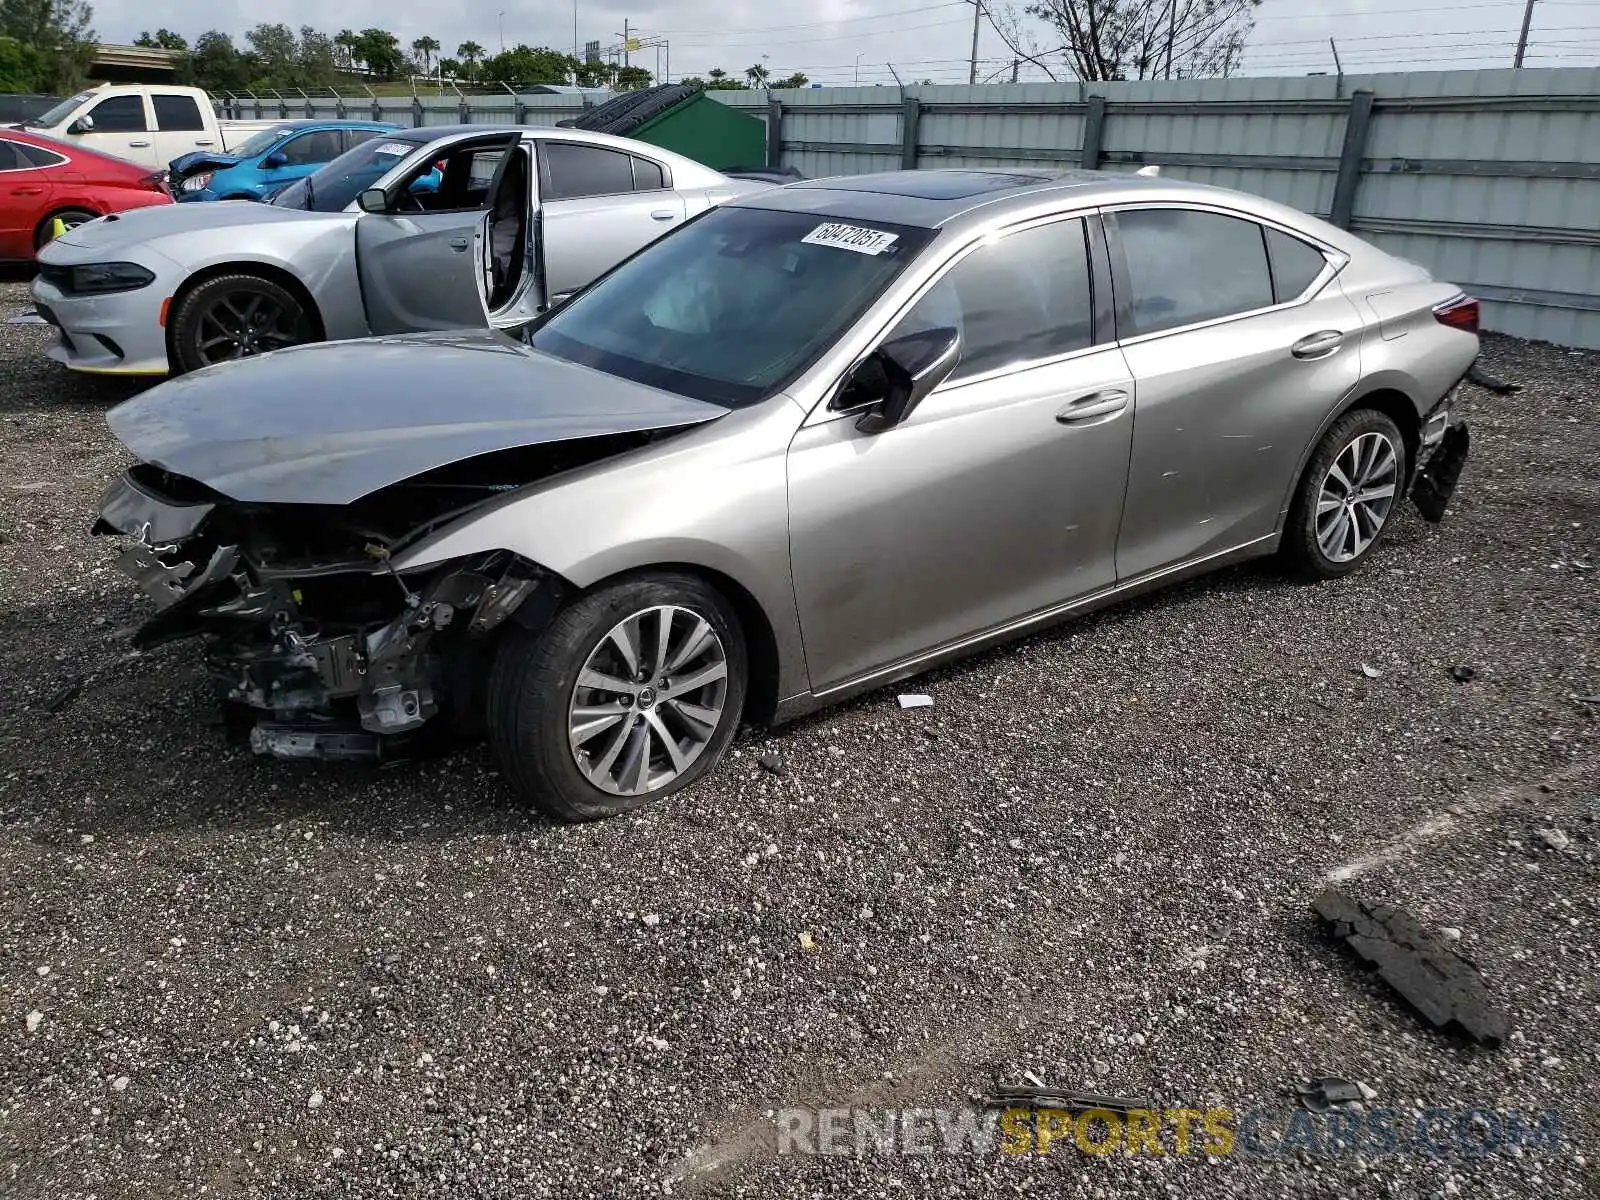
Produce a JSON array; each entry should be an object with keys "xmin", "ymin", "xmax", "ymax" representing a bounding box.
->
[{"xmin": 96, "ymin": 169, "xmax": 1477, "ymax": 820}]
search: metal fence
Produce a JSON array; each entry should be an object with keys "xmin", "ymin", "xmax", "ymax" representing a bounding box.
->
[
  {"xmin": 709, "ymin": 69, "xmax": 1600, "ymax": 351},
  {"xmin": 217, "ymin": 91, "xmax": 598, "ymax": 130}
]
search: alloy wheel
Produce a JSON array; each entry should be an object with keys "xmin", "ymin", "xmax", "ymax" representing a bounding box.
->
[
  {"xmin": 1316, "ymin": 430, "xmax": 1399, "ymax": 563},
  {"xmin": 194, "ymin": 291, "xmax": 304, "ymax": 365},
  {"xmin": 567, "ymin": 604, "xmax": 729, "ymax": 797}
]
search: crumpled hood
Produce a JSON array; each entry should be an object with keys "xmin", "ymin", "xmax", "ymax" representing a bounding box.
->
[
  {"xmin": 168, "ymin": 149, "xmax": 243, "ymax": 176},
  {"xmin": 105, "ymin": 330, "xmax": 729, "ymax": 506}
]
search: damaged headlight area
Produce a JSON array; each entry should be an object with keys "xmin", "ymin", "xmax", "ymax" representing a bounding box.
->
[{"xmin": 95, "ymin": 463, "xmax": 561, "ymax": 762}]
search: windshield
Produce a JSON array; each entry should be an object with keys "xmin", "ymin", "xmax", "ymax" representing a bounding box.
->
[
  {"xmin": 270, "ymin": 135, "xmax": 423, "ymax": 212},
  {"xmin": 529, "ymin": 206, "xmax": 934, "ymax": 407},
  {"xmin": 27, "ymin": 91, "xmax": 96, "ymax": 128},
  {"xmin": 231, "ymin": 126, "xmax": 296, "ymax": 158}
]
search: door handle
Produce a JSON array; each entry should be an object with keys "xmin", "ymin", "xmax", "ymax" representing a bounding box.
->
[
  {"xmin": 650, "ymin": 209, "xmax": 677, "ymax": 221},
  {"xmin": 128, "ymin": 140, "xmax": 152, "ymax": 148},
  {"xmin": 11, "ymin": 186, "xmax": 43, "ymax": 195},
  {"xmin": 1291, "ymin": 330, "xmax": 1344, "ymax": 359},
  {"xmin": 193, "ymin": 139, "xmax": 216, "ymax": 146},
  {"xmin": 1056, "ymin": 388, "xmax": 1129, "ymax": 423},
  {"xmin": 449, "ymin": 237, "xmax": 470, "ymax": 251}
]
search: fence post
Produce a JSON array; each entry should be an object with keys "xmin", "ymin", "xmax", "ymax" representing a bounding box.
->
[
  {"xmin": 1330, "ymin": 89, "xmax": 1375, "ymax": 230},
  {"xmin": 766, "ymin": 98, "xmax": 783, "ymax": 168},
  {"xmin": 1080, "ymin": 95, "xmax": 1106, "ymax": 170},
  {"xmin": 900, "ymin": 96, "xmax": 920, "ymax": 170},
  {"xmin": 412, "ymin": 96, "xmax": 424, "ymax": 128}
]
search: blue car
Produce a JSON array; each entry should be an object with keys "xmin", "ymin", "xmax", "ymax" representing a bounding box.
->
[{"xmin": 169, "ymin": 120, "xmax": 399, "ymax": 202}]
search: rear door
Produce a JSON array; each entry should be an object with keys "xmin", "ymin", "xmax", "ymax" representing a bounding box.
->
[
  {"xmin": 1107, "ymin": 205, "xmax": 1363, "ymax": 579},
  {"xmin": 77, "ymin": 93, "xmax": 155, "ymax": 166},
  {"xmin": 0, "ymin": 139, "xmax": 51, "ymax": 257},
  {"xmin": 355, "ymin": 133, "xmax": 521, "ymax": 334},
  {"xmin": 537, "ymin": 140, "xmax": 685, "ymax": 300},
  {"xmin": 150, "ymin": 92, "xmax": 214, "ymax": 160}
]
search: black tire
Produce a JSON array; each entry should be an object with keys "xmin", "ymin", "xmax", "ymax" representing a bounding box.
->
[
  {"xmin": 169, "ymin": 273, "xmax": 315, "ymax": 374},
  {"xmin": 1283, "ymin": 408, "xmax": 1409, "ymax": 580},
  {"xmin": 34, "ymin": 208, "xmax": 97, "ymax": 250},
  {"xmin": 485, "ymin": 573, "xmax": 748, "ymax": 822}
]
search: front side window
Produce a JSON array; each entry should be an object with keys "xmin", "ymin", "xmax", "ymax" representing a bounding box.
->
[
  {"xmin": 277, "ymin": 130, "xmax": 344, "ymax": 167},
  {"xmin": 531, "ymin": 206, "xmax": 934, "ymax": 406},
  {"xmin": 231, "ymin": 126, "xmax": 296, "ymax": 158},
  {"xmin": 890, "ymin": 217, "xmax": 1095, "ymax": 382},
  {"xmin": 87, "ymin": 95, "xmax": 148, "ymax": 133},
  {"xmin": 153, "ymin": 94, "xmax": 205, "ymax": 132},
  {"xmin": 1115, "ymin": 208, "xmax": 1273, "ymax": 336},
  {"xmin": 541, "ymin": 142, "xmax": 637, "ymax": 200}
]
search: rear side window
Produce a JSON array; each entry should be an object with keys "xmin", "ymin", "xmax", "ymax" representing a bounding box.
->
[
  {"xmin": 278, "ymin": 130, "xmax": 344, "ymax": 166},
  {"xmin": 1265, "ymin": 226, "xmax": 1328, "ymax": 303},
  {"xmin": 892, "ymin": 217, "xmax": 1095, "ymax": 382},
  {"xmin": 632, "ymin": 155, "xmax": 667, "ymax": 190},
  {"xmin": 17, "ymin": 142, "xmax": 66, "ymax": 167},
  {"xmin": 87, "ymin": 95, "xmax": 148, "ymax": 133},
  {"xmin": 542, "ymin": 142, "xmax": 636, "ymax": 200},
  {"xmin": 153, "ymin": 94, "xmax": 205, "ymax": 132},
  {"xmin": 343, "ymin": 128, "xmax": 385, "ymax": 151},
  {"xmin": 1115, "ymin": 208, "xmax": 1272, "ymax": 335}
]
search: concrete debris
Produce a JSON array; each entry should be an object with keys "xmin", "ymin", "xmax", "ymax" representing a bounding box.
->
[
  {"xmin": 1313, "ymin": 888, "xmax": 1508, "ymax": 1045},
  {"xmin": 1359, "ymin": 663, "xmax": 1383, "ymax": 679},
  {"xmin": 1535, "ymin": 828, "xmax": 1570, "ymax": 851},
  {"xmin": 897, "ymin": 694, "xmax": 934, "ymax": 709},
  {"xmin": 1295, "ymin": 1076, "xmax": 1376, "ymax": 1113}
]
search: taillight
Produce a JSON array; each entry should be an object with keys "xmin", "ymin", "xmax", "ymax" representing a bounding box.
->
[{"xmin": 1433, "ymin": 294, "xmax": 1479, "ymax": 334}]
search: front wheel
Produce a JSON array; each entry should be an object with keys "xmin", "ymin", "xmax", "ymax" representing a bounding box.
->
[
  {"xmin": 1283, "ymin": 408, "xmax": 1408, "ymax": 580},
  {"xmin": 486, "ymin": 574, "xmax": 748, "ymax": 822},
  {"xmin": 169, "ymin": 273, "xmax": 314, "ymax": 374}
]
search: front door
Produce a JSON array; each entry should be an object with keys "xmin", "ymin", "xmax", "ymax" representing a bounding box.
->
[
  {"xmin": 354, "ymin": 134, "xmax": 522, "ymax": 334},
  {"xmin": 787, "ymin": 216, "xmax": 1135, "ymax": 691},
  {"xmin": 77, "ymin": 94, "xmax": 155, "ymax": 167},
  {"xmin": 1106, "ymin": 206, "xmax": 1365, "ymax": 578},
  {"xmin": 257, "ymin": 128, "xmax": 345, "ymax": 196},
  {"xmin": 537, "ymin": 140, "xmax": 686, "ymax": 299}
]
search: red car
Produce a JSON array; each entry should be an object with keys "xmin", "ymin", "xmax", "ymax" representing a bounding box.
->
[{"xmin": 0, "ymin": 127, "xmax": 171, "ymax": 261}]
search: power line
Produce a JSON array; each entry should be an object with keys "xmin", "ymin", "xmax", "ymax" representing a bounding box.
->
[{"xmin": 644, "ymin": 1, "xmax": 967, "ymax": 36}]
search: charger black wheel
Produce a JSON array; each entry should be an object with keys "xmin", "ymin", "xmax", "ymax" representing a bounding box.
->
[
  {"xmin": 486, "ymin": 573, "xmax": 747, "ymax": 822},
  {"xmin": 1284, "ymin": 408, "xmax": 1408, "ymax": 580},
  {"xmin": 170, "ymin": 273, "xmax": 314, "ymax": 374}
]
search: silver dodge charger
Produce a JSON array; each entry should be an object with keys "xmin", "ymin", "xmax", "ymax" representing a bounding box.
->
[
  {"xmin": 94, "ymin": 168, "xmax": 1477, "ymax": 820},
  {"xmin": 29, "ymin": 124, "xmax": 763, "ymax": 376}
]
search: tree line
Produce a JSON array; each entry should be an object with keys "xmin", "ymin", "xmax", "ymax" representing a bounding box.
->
[{"xmin": 0, "ymin": 0, "xmax": 96, "ymax": 93}]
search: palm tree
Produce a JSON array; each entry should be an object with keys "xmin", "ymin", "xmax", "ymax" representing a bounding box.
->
[
  {"xmin": 412, "ymin": 35, "xmax": 441, "ymax": 76},
  {"xmin": 745, "ymin": 63, "xmax": 770, "ymax": 88},
  {"xmin": 334, "ymin": 28, "xmax": 360, "ymax": 72},
  {"xmin": 457, "ymin": 40, "xmax": 485, "ymax": 81}
]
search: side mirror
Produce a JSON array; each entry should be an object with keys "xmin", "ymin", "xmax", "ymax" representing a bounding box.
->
[
  {"xmin": 263, "ymin": 150, "xmax": 288, "ymax": 168},
  {"xmin": 356, "ymin": 187, "xmax": 391, "ymax": 214},
  {"xmin": 67, "ymin": 115, "xmax": 93, "ymax": 134},
  {"xmin": 841, "ymin": 326, "xmax": 961, "ymax": 435}
]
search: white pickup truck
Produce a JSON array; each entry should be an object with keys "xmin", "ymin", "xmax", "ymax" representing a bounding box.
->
[{"xmin": 16, "ymin": 84, "xmax": 275, "ymax": 169}]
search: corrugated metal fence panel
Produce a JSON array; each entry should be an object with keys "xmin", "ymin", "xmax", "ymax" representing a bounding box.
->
[{"xmin": 706, "ymin": 70, "xmax": 1598, "ymax": 349}]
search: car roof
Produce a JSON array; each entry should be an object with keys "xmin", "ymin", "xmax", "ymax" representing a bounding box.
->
[
  {"xmin": 729, "ymin": 167, "xmax": 1359, "ymax": 248},
  {"xmin": 388, "ymin": 124, "xmax": 732, "ymax": 184},
  {"xmin": 253, "ymin": 118, "xmax": 397, "ymax": 130}
]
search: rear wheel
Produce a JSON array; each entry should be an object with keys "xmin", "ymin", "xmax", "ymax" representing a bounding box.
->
[
  {"xmin": 486, "ymin": 574, "xmax": 747, "ymax": 822},
  {"xmin": 169, "ymin": 273, "xmax": 314, "ymax": 373},
  {"xmin": 1283, "ymin": 408, "xmax": 1408, "ymax": 580},
  {"xmin": 34, "ymin": 208, "xmax": 97, "ymax": 250}
]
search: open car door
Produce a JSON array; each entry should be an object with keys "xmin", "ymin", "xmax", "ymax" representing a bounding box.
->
[
  {"xmin": 473, "ymin": 138, "xmax": 544, "ymax": 331},
  {"xmin": 354, "ymin": 132, "xmax": 521, "ymax": 335}
]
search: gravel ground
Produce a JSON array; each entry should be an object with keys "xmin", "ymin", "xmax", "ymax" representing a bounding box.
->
[{"xmin": 0, "ymin": 273, "xmax": 1595, "ymax": 1199}]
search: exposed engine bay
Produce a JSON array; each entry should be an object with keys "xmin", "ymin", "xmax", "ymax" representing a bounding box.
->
[{"xmin": 92, "ymin": 436, "xmax": 674, "ymax": 761}]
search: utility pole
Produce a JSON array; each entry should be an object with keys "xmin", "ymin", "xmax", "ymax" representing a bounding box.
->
[
  {"xmin": 498, "ymin": 10, "xmax": 505, "ymax": 54},
  {"xmin": 1010, "ymin": 57, "xmax": 1019, "ymax": 82},
  {"xmin": 1163, "ymin": 0, "xmax": 1179, "ymax": 78},
  {"xmin": 573, "ymin": 0, "xmax": 579, "ymax": 60},
  {"xmin": 1513, "ymin": 0, "xmax": 1537, "ymax": 67},
  {"xmin": 623, "ymin": 19, "xmax": 630, "ymax": 68},
  {"xmin": 967, "ymin": 0, "xmax": 981, "ymax": 85}
]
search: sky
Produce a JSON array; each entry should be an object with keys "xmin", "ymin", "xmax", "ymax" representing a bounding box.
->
[{"xmin": 96, "ymin": 0, "xmax": 1600, "ymax": 87}]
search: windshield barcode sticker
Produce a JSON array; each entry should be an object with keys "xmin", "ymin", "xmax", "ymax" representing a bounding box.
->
[
  {"xmin": 374, "ymin": 142, "xmax": 414, "ymax": 158},
  {"xmin": 802, "ymin": 223, "xmax": 899, "ymax": 255}
]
